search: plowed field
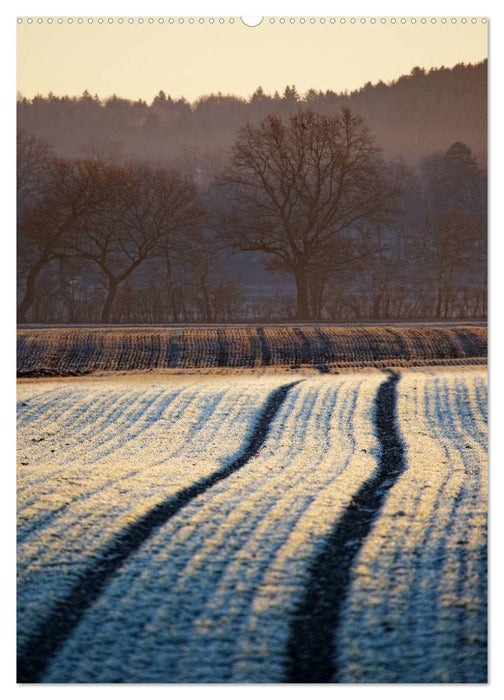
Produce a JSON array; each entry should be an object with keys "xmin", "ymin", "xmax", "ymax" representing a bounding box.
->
[{"xmin": 17, "ymin": 325, "xmax": 487, "ymax": 376}]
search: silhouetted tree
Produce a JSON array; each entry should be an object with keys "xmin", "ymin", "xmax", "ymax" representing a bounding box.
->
[
  {"xmin": 80, "ymin": 137, "xmax": 126, "ymax": 163},
  {"xmin": 220, "ymin": 108, "xmax": 397, "ymax": 319},
  {"xmin": 418, "ymin": 142, "xmax": 486, "ymax": 317},
  {"xmin": 69, "ymin": 162, "xmax": 205, "ymax": 322},
  {"xmin": 17, "ymin": 129, "xmax": 52, "ymax": 209},
  {"xmin": 417, "ymin": 210, "xmax": 481, "ymax": 318},
  {"xmin": 17, "ymin": 158, "xmax": 110, "ymax": 322}
]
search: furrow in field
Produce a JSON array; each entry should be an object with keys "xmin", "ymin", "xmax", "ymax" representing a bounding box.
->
[
  {"xmin": 453, "ymin": 377, "xmax": 488, "ymax": 447},
  {"xmin": 17, "ymin": 387, "xmax": 80, "ymax": 427},
  {"xmin": 334, "ymin": 368, "xmax": 487, "ymax": 683},
  {"xmin": 17, "ymin": 376, "xmax": 291, "ymax": 656},
  {"xmin": 38, "ymin": 373, "xmax": 383, "ymax": 683}
]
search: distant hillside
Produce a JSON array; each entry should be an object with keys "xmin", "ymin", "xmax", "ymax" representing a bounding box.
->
[{"xmin": 17, "ymin": 60, "xmax": 487, "ymax": 166}]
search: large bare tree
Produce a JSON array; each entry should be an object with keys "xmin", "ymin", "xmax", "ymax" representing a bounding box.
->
[
  {"xmin": 220, "ymin": 108, "xmax": 397, "ymax": 319},
  {"xmin": 17, "ymin": 157, "xmax": 111, "ymax": 322},
  {"xmin": 70, "ymin": 162, "xmax": 205, "ymax": 323},
  {"xmin": 417, "ymin": 142, "xmax": 486, "ymax": 318},
  {"xmin": 17, "ymin": 129, "xmax": 52, "ymax": 208},
  {"xmin": 416, "ymin": 209, "xmax": 485, "ymax": 318}
]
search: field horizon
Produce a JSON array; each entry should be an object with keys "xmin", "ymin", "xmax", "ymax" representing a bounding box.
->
[{"xmin": 17, "ymin": 324, "xmax": 487, "ymax": 378}]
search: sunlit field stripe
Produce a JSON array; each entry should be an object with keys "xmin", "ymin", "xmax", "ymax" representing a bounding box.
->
[
  {"xmin": 72, "ymin": 388, "xmax": 185, "ymax": 464},
  {"xmin": 17, "ymin": 376, "xmax": 291, "ymax": 652},
  {"xmin": 16, "ymin": 388, "xmax": 192, "ymax": 543},
  {"xmin": 334, "ymin": 368, "xmax": 487, "ymax": 683},
  {"xmin": 17, "ymin": 386, "xmax": 134, "ymax": 490},
  {"xmin": 455, "ymin": 379, "xmax": 487, "ymax": 446},
  {"xmin": 38, "ymin": 374, "xmax": 384, "ymax": 682},
  {"xmin": 18, "ymin": 387, "xmax": 128, "ymax": 447},
  {"xmin": 17, "ymin": 383, "xmax": 220, "ymax": 497},
  {"xmin": 17, "ymin": 387, "xmax": 78, "ymax": 427},
  {"xmin": 17, "ymin": 380, "xmax": 269, "ymax": 528},
  {"xmin": 17, "ymin": 387, "xmax": 185, "ymax": 514}
]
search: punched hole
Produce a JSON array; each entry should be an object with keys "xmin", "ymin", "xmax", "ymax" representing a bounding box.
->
[{"xmin": 241, "ymin": 17, "xmax": 263, "ymax": 27}]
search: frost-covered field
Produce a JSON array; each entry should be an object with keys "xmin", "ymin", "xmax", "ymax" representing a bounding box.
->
[{"xmin": 17, "ymin": 367, "xmax": 487, "ymax": 683}]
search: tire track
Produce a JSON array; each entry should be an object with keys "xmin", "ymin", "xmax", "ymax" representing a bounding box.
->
[
  {"xmin": 334, "ymin": 369, "xmax": 487, "ymax": 682},
  {"xmin": 37, "ymin": 375, "xmax": 380, "ymax": 682},
  {"xmin": 285, "ymin": 370, "xmax": 405, "ymax": 683},
  {"xmin": 17, "ymin": 380, "xmax": 300, "ymax": 683},
  {"xmin": 17, "ymin": 381, "xmax": 288, "ymax": 650}
]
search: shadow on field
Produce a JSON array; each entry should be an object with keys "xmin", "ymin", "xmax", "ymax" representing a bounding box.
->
[{"xmin": 285, "ymin": 370, "xmax": 405, "ymax": 683}]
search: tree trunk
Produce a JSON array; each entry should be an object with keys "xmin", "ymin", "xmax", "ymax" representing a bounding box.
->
[
  {"xmin": 435, "ymin": 277, "xmax": 444, "ymax": 318},
  {"xmin": 165, "ymin": 255, "xmax": 179, "ymax": 322},
  {"xmin": 383, "ymin": 296, "xmax": 390, "ymax": 319},
  {"xmin": 310, "ymin": 276, "xmax": 326, "ymax": 320},
  {"xmin": 17, "ymin": 258, "xmax": 47, "ymax": 323},
  {"xmin": 101, "ymin": 281, "xmax": 118, "ymax": 323},
  {"xmin": 294, "ymin": 267, "xmax": 310, "ymax": 320},
  {"xmin": 443, "ymin": 267, "xmax": 454, "ymax": 319},
  {"xmin": 200, "ymin": 273, "xmax": 212, "ymax": 322},
  {"xmin": 372, "ymin": 293, "xmax": 382, "ymax": 319}
]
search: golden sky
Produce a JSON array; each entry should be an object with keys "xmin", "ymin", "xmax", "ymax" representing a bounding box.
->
[{"xmin": 17, "ymin": 18, "xmax": 488, "ymax": 102}]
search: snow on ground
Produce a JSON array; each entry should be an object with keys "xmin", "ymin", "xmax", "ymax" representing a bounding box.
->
[
  {"xmin": 17, "ymin": 374, "xmax": 291, "ymax": 649},
  {"xmin": 17, "ymin": 368, "xmax": 487, "ymax": 682},
  {"xmin": 335, "ymin": 368, "xmax": 487, "ymax": 682},
  {"xmin": 37, "ymin": 374, "xmax": 382, "ymax": 682}
]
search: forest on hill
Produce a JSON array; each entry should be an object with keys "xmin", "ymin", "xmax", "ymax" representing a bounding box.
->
[{"xmin": 17, "ymin": 60, "xmax": 487, "ymax": 167}]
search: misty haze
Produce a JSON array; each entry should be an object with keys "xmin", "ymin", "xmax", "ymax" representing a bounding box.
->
[{"xmin": 17, "ymin": 60, "xmax": 486, "ymax": 324}]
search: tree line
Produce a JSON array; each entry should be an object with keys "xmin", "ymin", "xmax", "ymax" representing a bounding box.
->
[
  {"xmin": 17, "ymin": 106, "xmax": 486, "ymax": 324},
  {"xmin": 17, "ymin": 60, "xmax": 486, "ymax": 166}
]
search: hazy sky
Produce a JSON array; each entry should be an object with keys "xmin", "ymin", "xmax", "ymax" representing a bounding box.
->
[{"xmin": 17, "ymin": 18, "xmax": 488, "ymax": 102}]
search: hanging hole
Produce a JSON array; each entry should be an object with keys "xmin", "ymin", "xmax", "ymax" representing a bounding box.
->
[{"xmin": 241, "ymin": 17, "xmax": 263, "ymax": 27}]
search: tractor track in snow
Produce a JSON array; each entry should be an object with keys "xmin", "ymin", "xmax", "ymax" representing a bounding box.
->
[
  {"xmin": 17, "ymin": 381, "xmax": 300, "ymax": 683},
  {"xmin": 285, "ymin": 370, "xmax": 405, "ymax": 682}
]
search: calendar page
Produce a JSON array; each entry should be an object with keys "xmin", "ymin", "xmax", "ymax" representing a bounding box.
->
[{"xmin": 16, "ymin": 12, "xmax": 488, "ymax": 684}]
